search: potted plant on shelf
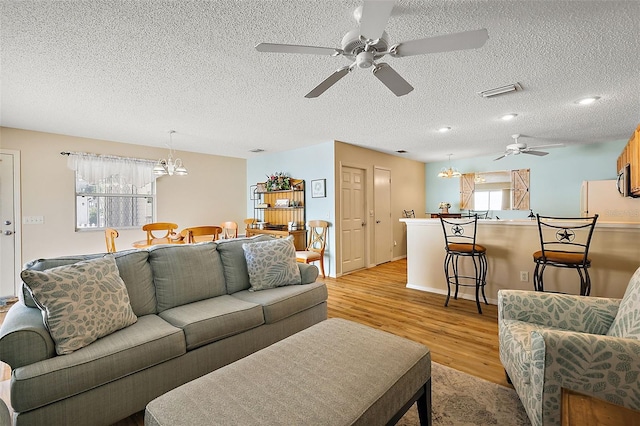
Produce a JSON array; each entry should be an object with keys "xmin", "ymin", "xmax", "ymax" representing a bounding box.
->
[{"xmin": 266, "ymin": 172, "xmax": 291, "ymax": 191}]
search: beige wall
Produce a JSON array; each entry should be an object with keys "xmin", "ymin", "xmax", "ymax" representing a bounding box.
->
[
  {"xmin": 1, "ymin": 127, "xmax": 246, "ymax": 263},
  {"xmin": 334, "ymin": 141, "xmax": 426, "ymax": 274}
]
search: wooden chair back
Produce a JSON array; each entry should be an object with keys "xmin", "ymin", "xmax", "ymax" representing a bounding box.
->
[
  {"xmin": 179, "ymin": 226, "xmax": 222, "ymax": 243},
  {"xmin": 105, "ymin": 228, "xmax": 119, "ymax": 253},
  {"xmin": 220, "ymin": 221, "xmax": 238, "ymax": 239},
  {"xmin": 306, "ymin": 220, "xmax": 329, "ymax": 255},
  {"xmin": 244, "ymin": 218, "xmax": 257, "ymax": 231},
  {"xmin": 142, "ymin": 222, "xmax": 179, "ymax": 244}
]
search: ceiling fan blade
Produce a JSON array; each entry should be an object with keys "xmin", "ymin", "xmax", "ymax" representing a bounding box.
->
[
  {"xmin": 305, "ymin": 66, "xmax": 351, "ymax": 98},
  {"xmin": 255, "ymin": 43, "xmax": 342, "ymax": 56},
  {"xmin": 359, "ymin": 0, "xmax": 395, "ymax": 40},
  {"xmin": 528, "ymin": 143, "xmax": 565, "ymax": 150},
  {"xmin": 372, "ymin": 63, "xmax": 413, "ymax": 96},
  {"xmin": 523, "ymin": 150, "xmax": 549, "ymax": 156},
  {"xmin": 493, "ymin": 154, "xmax": 506, "ymax": 161},
  {"xmin": 391, "ymin": 28, "xmax": 489, "ymax": 57}
]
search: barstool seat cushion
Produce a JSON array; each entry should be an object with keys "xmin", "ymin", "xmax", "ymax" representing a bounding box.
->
[
  {"xmin": 533, "ymin": 250, "xmax": 590, "ymax": 265},
  {"xmin": 447, "ymin": 243, "xmax": 486, "ymax": 253}
]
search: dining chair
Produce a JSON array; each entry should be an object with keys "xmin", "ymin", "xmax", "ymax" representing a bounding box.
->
[
  {"xmin": 104, "ymin": 228, "xmax": 119, "ymax": 253},
  {"xmin": 402, "ymin": 209, "xmax": 415, "ymax": 218},
  {"xmin": 533, "ymin": 214, "xmax": 599, "ymax": 296},
  {"xmin": 179, "ymin": 226, "xmax": 222, "ymax": 243},
  {"xmin": 439, "ymin": 215, "xmax": 488, "ymax": 314},
  {"xmin": 296, "ymin": 220, "xmax": 329, "ymax": 278},
  {"xmin": 142, "ymin": 222, "xmax": 179, "ymax": 245},
  {"xmin": 220, "ymin": 221, "xmax": 238, "ymax": 239},
  {"xmin": 243, "ymin": 218, "xmax": 258, "ymax": 231}
]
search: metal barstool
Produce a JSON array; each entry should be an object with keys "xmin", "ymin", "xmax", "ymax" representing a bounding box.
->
[
  {"xmin": 439, "ymin": 215, "xmax": 488, "ymax": 314},
  {"xmin": 533, "ymin": 214, "xmax": 598, "ymax": 296}
]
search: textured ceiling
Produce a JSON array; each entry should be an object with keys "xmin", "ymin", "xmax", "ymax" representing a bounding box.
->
[{"xmin": 1, "ymin": 1, "xmax": 639, "ymax": 163}]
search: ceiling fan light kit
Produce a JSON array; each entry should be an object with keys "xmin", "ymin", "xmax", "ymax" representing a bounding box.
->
[{"xmin": 255, "ymin": 0, "xmax": 489, "ymax": 98}]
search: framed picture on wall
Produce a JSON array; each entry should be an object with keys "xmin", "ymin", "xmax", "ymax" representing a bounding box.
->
[{"xmin": 311, "ymin": 179, "xmax": 326, "ymax": 198}]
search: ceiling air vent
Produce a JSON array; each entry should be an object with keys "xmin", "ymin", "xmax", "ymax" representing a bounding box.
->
[
  {"xmin": 478, "ymin": 83, "xmax": 522, "ymax": 98},
  {"xmin": 249, "ymin": 148, "xmax": 265, "ymax": 153}
]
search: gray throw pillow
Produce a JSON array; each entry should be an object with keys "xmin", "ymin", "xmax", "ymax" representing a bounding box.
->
[
  {"xmin": 21, "ymin": 255, "xmax": 138, "ymax": 355},
  {"xmin": 242, "ymin": 237, "xmax": 301, "ymax": 292}
]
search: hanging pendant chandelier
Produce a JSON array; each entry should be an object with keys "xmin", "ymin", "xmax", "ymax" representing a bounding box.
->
[
  {"xmin": 153, "ymin": 130, "xmax": 188, "ymax": 176},
  {"xmin": 437, "ymin": 154, "xmax": 461, "ymax": 178}
]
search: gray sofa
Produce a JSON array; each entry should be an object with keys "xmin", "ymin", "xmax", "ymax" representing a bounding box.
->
[{"xmin": 0, "ymin": 235, "xmax": 328, "ymax": 425}]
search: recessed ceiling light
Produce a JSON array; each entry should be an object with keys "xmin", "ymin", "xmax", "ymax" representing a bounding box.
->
[
  {"xmin": 577, "ymin": 96, "xmax": 600, "ymax": 105},
  {"xmin": 438, "ymin": 127, "xmax": 451, "ymax": 133},
  {"xmin": 501, "ymin": 113, "xmax": 518, "ymax": 121}
]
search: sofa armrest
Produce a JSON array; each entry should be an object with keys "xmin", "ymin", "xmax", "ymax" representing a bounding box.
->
[
  {"xmin": 298, "ymin": 263, "xmax": 319, "ymax": 284},
  {"xmin": 530, "ymin": 329, "xmax": 640, "ymax": 424},
  {"xmin": 498, "ymin": 290, "xmax": 620, "ymax": 334},
  {"xmin": 0, "ymin": 302, "xmax": 56, "ymax": 369}
]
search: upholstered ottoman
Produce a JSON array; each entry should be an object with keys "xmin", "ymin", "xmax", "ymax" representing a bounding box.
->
[{"xmin": 145, "ymin": 318, "xmax": 432, "ymax": 426}]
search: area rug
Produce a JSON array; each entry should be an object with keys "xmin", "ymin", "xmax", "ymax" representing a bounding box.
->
[{"xmin": 397, "ymin": 362, "xmax": 531, "ymax": 426}]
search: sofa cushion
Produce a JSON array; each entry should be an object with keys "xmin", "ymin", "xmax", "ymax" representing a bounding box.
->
[
  {"xmin": 148, "ymin": 243, "xmax": 226, "ymax": 313},
  {"xmin": 20, "ymin": 253, "xmax": 104, "ymax": 308},
  {"xmin": 242, "ymin": 237, "xmax": 301, "ymax": 291},
  {"xmin": 231, "ymin": 282, "xmax": 327, "ymax": 324},
  {"xmin": 607, "ymin": 266, "xmax": 640, "ymax": 339},
  {"xmin": 112, "ymin": 250, "xmax": 156, "ymax": 316},
  {"xmin": 216, "ymin": 235, "xmax": 274, "ymax": 294},
  {"xmin": 20, "ymin": 255, "xmax": 138, "ymax": 355},
  {"xmin": 159, "ymin": 295, "xmax": 264, "ymax": 350},
  {"xmin": 11, "ymin": 314, "xmax": 185, "ymax": 413}
]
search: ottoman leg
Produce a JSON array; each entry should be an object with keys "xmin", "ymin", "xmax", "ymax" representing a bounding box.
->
[{"xmin": 416, "ymin": 379, "xmax": 432, "ymax": 426}]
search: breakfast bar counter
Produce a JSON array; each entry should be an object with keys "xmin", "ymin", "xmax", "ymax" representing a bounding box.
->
[{"xmin": 400, "ymin": 218, "xmax": 640, "ymax": 303}]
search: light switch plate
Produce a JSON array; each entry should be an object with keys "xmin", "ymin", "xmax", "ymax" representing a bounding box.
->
[{"xmin": 23, "ymin": 216, "xmax": 44, "ymax": 225}]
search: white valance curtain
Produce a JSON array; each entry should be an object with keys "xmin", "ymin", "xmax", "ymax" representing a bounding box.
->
[{"xmin": 66, "ymin": 152, "xmax": 157, "ymax": 188}]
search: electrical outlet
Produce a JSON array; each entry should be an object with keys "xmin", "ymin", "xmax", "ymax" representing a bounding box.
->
[{"xmin": 520, "ymin": 271, "xmax": 529, "ymax": 282}]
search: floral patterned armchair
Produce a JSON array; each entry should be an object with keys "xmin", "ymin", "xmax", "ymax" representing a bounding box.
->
[{"xmin": 498, "ymin": 266, "xmax": 640, "ymax": 426}]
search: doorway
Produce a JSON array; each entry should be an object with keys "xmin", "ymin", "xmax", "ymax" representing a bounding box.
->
[
  {"xmin": 340, "ymin": 166, "xmax": 366, "ymax": 273},
  {"xmin": 374, "ymin": 167, "xmax": 392, "ymax": 265},
  {"xmin": 0, "ymin": 150, "xmax": 21, "ymax": 298}
]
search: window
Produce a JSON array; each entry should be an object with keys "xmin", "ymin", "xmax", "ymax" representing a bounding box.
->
[
  {"xmin": 474, "ymin": 190, "xmax": 503, "ymax": 211},
  {"xmin": 67, "ymin": 153, "xmax": 156, "ymax": 230}
]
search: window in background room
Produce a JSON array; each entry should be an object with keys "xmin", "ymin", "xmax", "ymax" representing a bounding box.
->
[
  {"xmin": 66, "ymin": 152, "xmax": 156, "ymax": 230},
  {"xmin": 474, "ymin": 190, "xmax": 503, "ymax": 211}
]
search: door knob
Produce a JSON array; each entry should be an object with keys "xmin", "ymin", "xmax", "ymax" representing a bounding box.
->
[
  {"xmin": 4, "ymin": 230, "xmax": 13, "ymax": 235},
  {"xmin": 3, "ymin": 220, "xmax": 10, "ymax": 225}
]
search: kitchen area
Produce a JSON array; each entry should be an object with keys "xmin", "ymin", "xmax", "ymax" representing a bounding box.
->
[{"xmin": 404, "ymin": 126, "xmax": 640, "ymax": 302}]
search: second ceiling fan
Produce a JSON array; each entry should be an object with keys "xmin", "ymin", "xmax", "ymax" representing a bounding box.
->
[
  {"xmin": 494, "ymin": 134, "xmax": 565, "ymax": 161},
  {"xmin": 255, "ymin": 0, "xmax": 489, "ymax": 98}
]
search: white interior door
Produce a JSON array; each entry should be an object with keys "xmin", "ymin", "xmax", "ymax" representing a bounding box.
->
[
  {"xmin": 374, "ymin": 167, "xmax": 392, "ymax": 265},
  {"xmin": 0, "ymin": 151, "xmax": 20, "ymax": 298},
  {"xmin": 341, "ymin": 166, "xmax": 365, "ymax": 273}
]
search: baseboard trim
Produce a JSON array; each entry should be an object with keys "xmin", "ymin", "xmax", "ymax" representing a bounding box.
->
[{"xmin": 406, "ymin": 283, "xmax": 498, "ymax": 305}]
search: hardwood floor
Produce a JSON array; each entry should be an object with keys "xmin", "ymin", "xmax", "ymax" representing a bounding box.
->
[{"xmin": 0, "ymin": 258, "xmax": 509, "ymax": 425}]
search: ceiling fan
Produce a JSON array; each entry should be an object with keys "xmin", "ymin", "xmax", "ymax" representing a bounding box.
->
[
  {"xmin": 494, "ymin": 134, "xmax": 565, "ymax": 161},
  {"xmin": 255, "ymin": 0, "xmax": 489, "ymax": 98}
]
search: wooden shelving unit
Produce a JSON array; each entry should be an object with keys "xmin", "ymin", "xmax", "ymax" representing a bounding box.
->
[{"xmin": 247, "ymin": 179, "xmax": 307, "ymax": 250}]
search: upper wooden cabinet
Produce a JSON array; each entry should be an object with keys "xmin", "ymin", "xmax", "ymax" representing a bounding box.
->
[{"xmin": 617, "ymin": 124, "xmax": 640, "ymax": 196}]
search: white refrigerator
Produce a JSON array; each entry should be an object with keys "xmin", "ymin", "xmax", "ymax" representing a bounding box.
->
[{"xmin": 580, "ymin": 180, "xmax": 640, "ymax": 222}]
